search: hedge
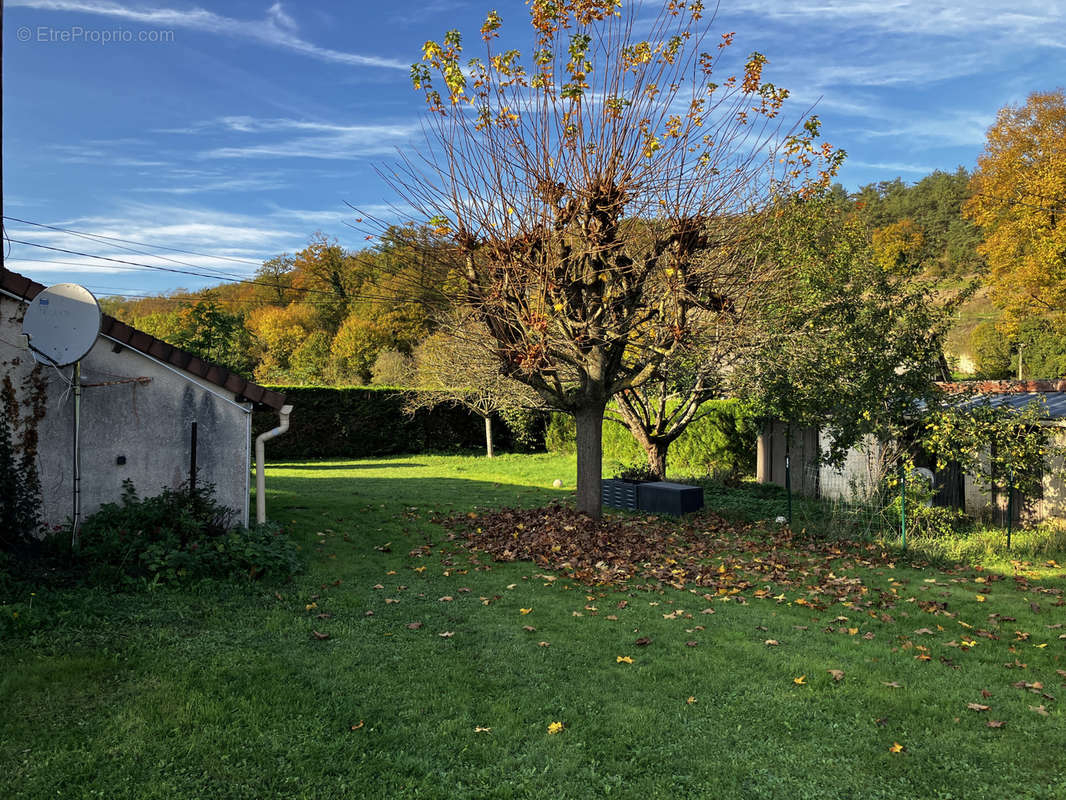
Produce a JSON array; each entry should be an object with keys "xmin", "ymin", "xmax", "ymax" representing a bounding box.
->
[
  {"xmin": 251, "ymin": 386, "xmax": 546, "ymax": 460},
  {"xmin": 545, "ymin": 398, "xmax": 758, "ymax": 477}
]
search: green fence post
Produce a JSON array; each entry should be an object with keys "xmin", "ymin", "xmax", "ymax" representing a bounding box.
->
[
  {"xmin": 785, "ymin": 453, "xmax": 792, "ymax": 526},
  {"xmin": 1006, "ymin": 467, "xmax": 1014, "ymax": 551},
  {"xmin": 899, "ymin": 463, "xmax": 907, "ymax": 552}
]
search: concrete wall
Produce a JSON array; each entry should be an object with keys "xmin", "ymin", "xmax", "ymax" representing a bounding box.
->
[{"xmin": 2, "ymin": 294, "xmax": 252, "ymax": 528}]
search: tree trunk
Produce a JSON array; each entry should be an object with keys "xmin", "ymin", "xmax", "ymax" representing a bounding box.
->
[
  {"xmin": 483, "ymin": 414, "xmax": 494, "ymax": 458},
  {"xmin": 646, "ymin": 441, "xmax": 668, "ymax": 481},
  {"xmin": 574, "ymin": 402, "xmax": 606, "ymax": 518},
  {"xmin": 615, "ymin": 402, "xmax": 670, "ymax": 480}
]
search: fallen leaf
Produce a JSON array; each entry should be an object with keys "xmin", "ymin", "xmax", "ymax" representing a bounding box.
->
[
  {"xmin": 889, "ymin": 742, "xmax": 904, "ymax": 753},
  {"xmin": 981, "ymin": 689, "xmax": 992, "ymax": 698},
  {"xmin": 538, "ymin": 641, "xmax": 550, "ymax": 647},
  {"xmin": 406, "ymin": 622, "xmax": 423, "ymax": 630},
  {"xmin": 686, "ymin": 696, "xmax": 696, "ymax": 705},
  {"xmin": 701, "ymin": 608, "xmax": 715, "ymax": 615},
  {"xmin": 686, "ymin": 641, "xmax": 698, "ymax": 647},
  {"xmin": 967, "ymin": 703, "xmax": 990, "ymax": 712},
  {"xmin": 793, "ymin": 675, "xmax": 806, "ymax": 685},
  {"xmin": 765, "ymin": 639, "xmax": 780, "ymax": 646},
  {"xmin": 364, "ymin": 610, "xmax": 374, "ymax": 617},
  {"xmin": 606, "ymin": 615, "xmax": 619, "ymax": 621},
  {"xmin": 372, "ymin": 584, "xmax": 384, "ymax": 590},
  {"xmin": 439, "ymin": 596, "xmax": 454, "ymax": 602},
  {"xmin": 634, "ymin": 637, "xmax": 652, "ymax": 646},
  {"xmin": 987, "ymin": 720, "xmax": 1006, "ymax": 728},
  {"xmin": 828, "ymin": 669, "xmax": 844, "ymax": 682},
  {"xmin": 548, "ymin": 721, "xmax": 564, "ymax": 734},
  {"xmin": 976, "ymin": 595, "xmax": 987, "ymax": 602},
  {"xmin": 474, "ymin": 726, "xmax": 492, "ymax": 733},
  {"xmin": 311, "ymin": 630, "xmax": 330, "ymax": 640},
  {"xmin": 1030, "ymin": 705, "xmax": 1050, "ymax": 717},
  {"xmin": 384, "ymin": 598, "xmax": 399, "ymax": 605},
  {"xmin": 882, "ymin": 681, "xmax": 902, "ymax": 689},
  {"xmin": 914, "ymin": 628, "xmax": 935, "ymax": 635},
  {"xmin": 522, "ymin": 625, "xmax": 536, "ymax": 632},
  {"xmin": 520, "ymin": 608, "xmax": 533, "ymax": 615},
  {"xmin": 316, "ymin": 613, "xmax": 332, "ymax": 620},
  {"xmin": 439, "ymin": 631, "xmax": 454, "ymax": 638},
  {"xmin": 617, "ymin": 655, "xmax": 634, "ymax": 664},
  {"xmin": 350, "ymin": 721, "xmax": 364, "ymax": 731}
]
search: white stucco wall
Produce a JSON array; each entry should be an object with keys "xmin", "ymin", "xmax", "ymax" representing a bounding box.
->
[{"xmin": 2, "ymin": 294, "xmax": 252, "ymax": 529}]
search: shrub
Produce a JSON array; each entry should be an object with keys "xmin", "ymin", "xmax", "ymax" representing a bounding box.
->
[{"xmin": 76, "ymin": 480, "xmax": 302, "ymax": 585}]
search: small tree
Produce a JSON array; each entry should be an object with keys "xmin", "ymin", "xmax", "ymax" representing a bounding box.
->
[
  {"xmin": 409, "ymin": 318, "xmax": 543, "ymax": 457},
  {"xmin": 374, "ymin": 0, "xmax": 841, "ymax": 516},
  {"xmin": 924, "ymin": 398, "xmax": 1054, "ymax": 511}
]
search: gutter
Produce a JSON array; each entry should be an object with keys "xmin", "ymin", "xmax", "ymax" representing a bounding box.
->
[{"xmin": 255, "ymin": 404, "xmax": 293, "ymax": 525}]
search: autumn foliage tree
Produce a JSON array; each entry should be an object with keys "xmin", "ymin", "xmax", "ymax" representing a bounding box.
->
[
  {"xmin": 375, "ymin": 0, "xmax": 841, "ymax": 516},
  {"xmin": 965, "ymin": 89, "xmax": 1066, "ymax": 327}
]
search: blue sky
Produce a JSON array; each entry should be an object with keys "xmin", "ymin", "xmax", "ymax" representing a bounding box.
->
[{"xmin": 5, "ymin": 0, "xmax": 1065, "ymax": 297}]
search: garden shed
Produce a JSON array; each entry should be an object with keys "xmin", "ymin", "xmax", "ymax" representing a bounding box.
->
[
  {"xmin": 1, "ymin": 269, "xmax": 287, "ymax": 529},
  {"xmin": 756, "ymin": 381, "xmax": 1066, "ymax": 524}
]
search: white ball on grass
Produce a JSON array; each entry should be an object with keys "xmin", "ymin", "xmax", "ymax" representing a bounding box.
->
[{"xmin": 552, "ymin": 479, "xmax": 563, "ymax": 488}]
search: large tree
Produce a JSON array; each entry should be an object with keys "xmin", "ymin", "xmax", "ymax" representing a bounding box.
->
[
  {"xmin": 965, "ymin": 89, "xmax": 1066, "ymax": 326},
  {"xmin": 374, "ymin": 0, "xmax": 841, "ymax": 516}
]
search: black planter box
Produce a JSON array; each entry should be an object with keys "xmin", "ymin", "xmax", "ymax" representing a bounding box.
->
[
  {"xmin": 602, "ymin": 479, "xmax": 704, "ymax": 515},
  {"xmin": 636, "ymin": 481, "xmax": 705, "ymax": 516},
  {"xmin": 601, "ymin": 479, "xmax": 639, "ymax": 511}
]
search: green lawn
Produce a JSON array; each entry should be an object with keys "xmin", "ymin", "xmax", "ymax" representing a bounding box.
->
[{"xmin": 2, "ymin": 453, "xmax": 1065, "ymax": 799}]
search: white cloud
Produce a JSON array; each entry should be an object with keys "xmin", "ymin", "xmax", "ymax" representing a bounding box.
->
[
  {"xmin": 195, "ymin": 116, "xmax": 420, "ymax": 160},
  {"xmin": 8, "ymin": 0, "xmax": 409, "ymax": 69},
  {"xmin": 728, "ymin": 1, "xmax": 1065, "ymax": 42}
]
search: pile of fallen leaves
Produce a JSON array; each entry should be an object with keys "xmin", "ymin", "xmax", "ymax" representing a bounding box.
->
[{"xmin": 438, "ymin": 504, "xmax": 895, "ymax": 603}]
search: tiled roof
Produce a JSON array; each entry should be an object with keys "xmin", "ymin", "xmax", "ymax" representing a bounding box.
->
[{"xmin": 1, "ymin": 268, "xmax": 286, "ymax": 411}]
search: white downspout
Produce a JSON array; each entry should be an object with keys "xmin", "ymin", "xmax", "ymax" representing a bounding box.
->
[{"xmin": 255, "ymin": 404, "xmax": 293, "ymax": 525}]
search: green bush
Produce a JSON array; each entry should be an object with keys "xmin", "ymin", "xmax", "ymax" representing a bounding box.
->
[
  {"xmin": 76, "ymin": 480, "xmax": 302, "ymax": 585},
  {"xmin": 545, "ymin": 399, "xmax": 757, "ymax": 477},
  {"xmin": 253, "ymin": 386, "xmax": 540, "ymax": 459}
]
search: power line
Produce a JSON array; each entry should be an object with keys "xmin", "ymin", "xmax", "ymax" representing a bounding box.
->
[
  {"xmin": 5, "ymin": 243, "xmax": 433, "ymax": 306},
  {"xmin": 3, "ymin": 215, "xmax": 268, "ymax": 267}
]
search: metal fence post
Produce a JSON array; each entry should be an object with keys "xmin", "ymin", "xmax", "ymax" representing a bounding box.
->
[
  {"xmin": 899, "ymin": 462, "xmax": 907, "ymax": 551},
  {"xmin": 1006, "ymin": 467, "xmax": 1014, "ymax": 551}
]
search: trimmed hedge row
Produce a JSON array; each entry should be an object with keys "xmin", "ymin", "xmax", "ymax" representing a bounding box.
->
[
  {"xmin": 545, "ymin": 398, "xmax": 758, "ymax": 477},
  {"xmin": 252, "ymin": 386, "xmax": 546, "ymax": 460}
]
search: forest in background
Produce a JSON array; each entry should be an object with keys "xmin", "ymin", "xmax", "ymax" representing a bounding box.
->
[{"xmin": 98, "ymin": 166, "xmax": 1064, "ymax": 386}]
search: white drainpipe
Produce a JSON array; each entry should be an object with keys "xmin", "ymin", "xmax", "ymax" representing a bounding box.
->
[{"xmin": 255, "ymin": 404, "xmax": 293, "ymax": 525}]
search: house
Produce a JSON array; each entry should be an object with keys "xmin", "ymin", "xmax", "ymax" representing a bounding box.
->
[
  {"xmin": 756, "ymin": 381, "xmax": 1066, "ymax": 523},
  {"xmin": 1, "ymin": 269, "xmax": 288, "ymax": 529}
]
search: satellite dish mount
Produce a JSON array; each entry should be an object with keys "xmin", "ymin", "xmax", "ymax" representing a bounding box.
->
[{"xmin": 21, "ymin": 284, "xmax": 102, "ymax": 546}]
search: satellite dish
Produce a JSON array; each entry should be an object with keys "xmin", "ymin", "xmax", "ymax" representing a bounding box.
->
[{"xmin": 21, "ymin": 283, "xmax": 102, "ymax": 367}]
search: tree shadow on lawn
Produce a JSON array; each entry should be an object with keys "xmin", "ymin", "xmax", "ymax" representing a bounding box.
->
[
  {"xmin": 267, "ymin": 461, "xmax": 429, "ymax": 470},
  {"xmin": 267, "ymin": 474, "xmax": 566, "ymax": 516}
]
